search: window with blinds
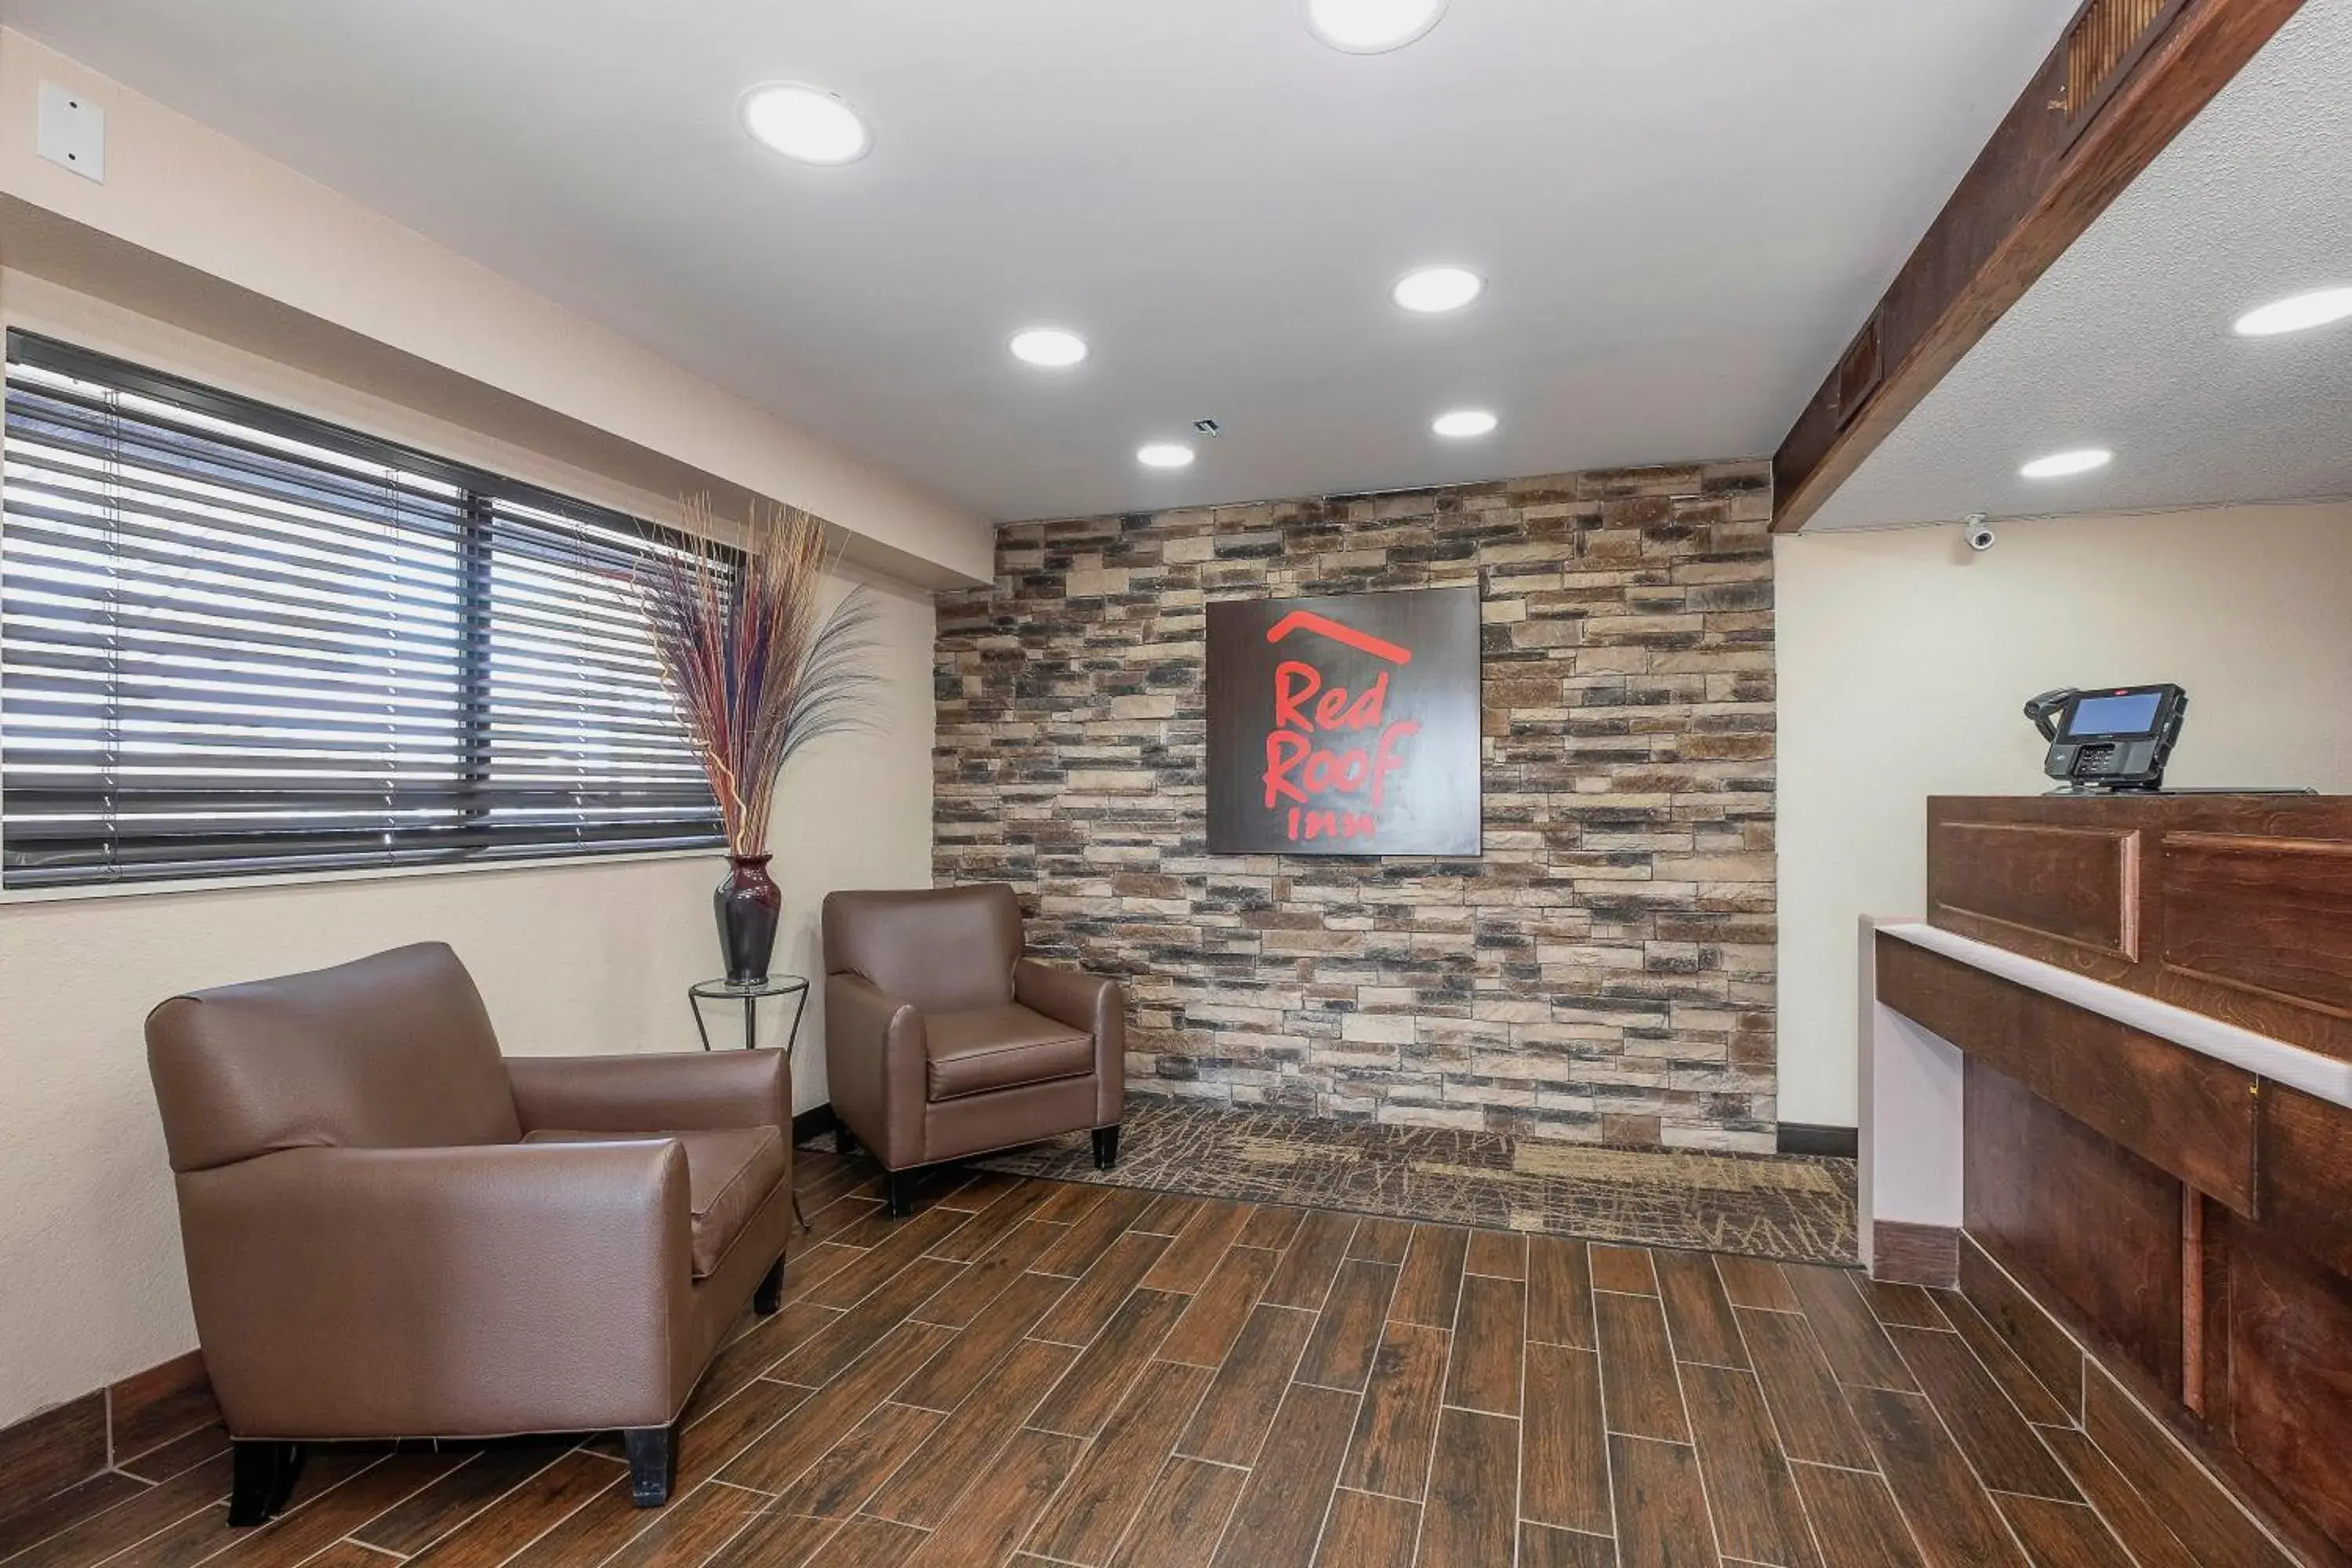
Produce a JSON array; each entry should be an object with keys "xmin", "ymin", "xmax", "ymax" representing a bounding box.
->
[{"xmin": 0, "ymin": 331, "xmax": 724, "ymax": 890}]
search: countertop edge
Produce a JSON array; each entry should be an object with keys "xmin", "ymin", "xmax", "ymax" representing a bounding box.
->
[{"xmin": 1875, "ymin": 919, "xmax": 2352, "ymax": 1113}]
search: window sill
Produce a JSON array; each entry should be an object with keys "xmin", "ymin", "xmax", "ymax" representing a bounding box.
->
[{"xmin": 0, "ymin": 846, "xmax": 724, "ymax": 908}]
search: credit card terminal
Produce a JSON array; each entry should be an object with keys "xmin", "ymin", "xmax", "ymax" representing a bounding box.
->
[{"xmin": 2025, "ymin": 684, "xmax": 2187, "ymax": 792}]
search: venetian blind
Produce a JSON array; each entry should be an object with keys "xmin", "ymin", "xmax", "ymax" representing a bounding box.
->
[{"xmin": 0, "ymin": 331, "xmax": 722, "ymax": 889}]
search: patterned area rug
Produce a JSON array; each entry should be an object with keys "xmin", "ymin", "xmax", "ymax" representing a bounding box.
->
[{"xmin": 960, "ymin": 1101, "xmax": 1857, "ymax": 1265}]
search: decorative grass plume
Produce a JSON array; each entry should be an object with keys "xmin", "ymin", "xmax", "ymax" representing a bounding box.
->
[{"xmin": 639, "ymin": 498, "xmax": 881, "ymax": 858}]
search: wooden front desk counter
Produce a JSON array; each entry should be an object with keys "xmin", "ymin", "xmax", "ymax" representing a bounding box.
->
[{"xmin": 1861, "ymin": 795, "xmax": 2352, "ymax": 1566}]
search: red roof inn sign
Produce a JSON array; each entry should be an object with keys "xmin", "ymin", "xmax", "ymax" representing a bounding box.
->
[{"xmin": 1205, "ymin": 586, "xmax": 1482, "ymax": 857}]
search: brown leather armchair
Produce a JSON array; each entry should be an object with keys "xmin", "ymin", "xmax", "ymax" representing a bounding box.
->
[
  {"xmin": 823, "ymin": 884, "xmax": 1125, "ymax": 1215},
  {"xmin": 143, "ymin": 942, "xmax": 795, "ymax": 1523}
]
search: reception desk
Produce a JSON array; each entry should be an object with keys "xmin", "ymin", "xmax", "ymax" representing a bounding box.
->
[{"xmin": 1863, "ymin": 795, "xmax": 2352, "ymax": 1566}]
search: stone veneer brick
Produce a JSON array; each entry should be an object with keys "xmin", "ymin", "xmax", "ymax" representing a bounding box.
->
[{"xmin": 934, "ymin": 460, "xmax": 1777, "ymax": 1152}]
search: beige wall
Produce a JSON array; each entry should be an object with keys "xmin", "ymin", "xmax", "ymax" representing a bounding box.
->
[
  {"xmin": 1775, "ymin": 503, "xmax": 2352, "ymax": 1127},
  {"xmin": 0, "ymin": 26, "xmax": 992, "ymax": 586},
  {"xmin": 0, "ymin": 51, "xmax": 948, "ymax": 1425}
]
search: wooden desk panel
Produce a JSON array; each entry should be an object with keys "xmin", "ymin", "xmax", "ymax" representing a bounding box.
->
[
  {"xmin": 1929, "ymin": 818, "xmax": 2139, "ymax": 962},
  {"xmin": 1962, "ymin": 1059, "xmax": 2184, "ymax": 1400},
  {"xmin": 1875, "ymin": 933, "xmax": 2259, "ymax": 1214},
  {"xmin": 2257, "ymin": 1083, "xmax": 2352, "ymax": 1284},
  {"xmin": 2162, "ymin": 833, "xmax": 2352, "ymax": 1021},
  {"xmin": 1929, "ymin": 797, "xmax": 2352, "ymax": 1063},
  {"xmin": 2208, "ymin": 1209, "xmax": 2352, "ymax": 1560}
]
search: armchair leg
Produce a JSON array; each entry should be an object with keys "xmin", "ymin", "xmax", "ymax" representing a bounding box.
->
[
  {"xmin": 1094, "ymin": 1126, "xmax": 1121, "ymax": 1171},
  {"xmin": 623, "ymin": 1423, "xmax": 680, "ymax": 1508},
  {"xmin": 753, "ymin": 1254, "xmax": 786, "ymax": 1315},
  {"xmin": 884, "ymin": 1169, "xmax": 915, "ymax": 1219},
  {"xmin": 227, "ymin": 1439, "xmax": 304, "ymax": 1526}
]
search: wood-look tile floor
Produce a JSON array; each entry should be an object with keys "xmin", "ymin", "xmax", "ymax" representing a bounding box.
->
[{"xmin": 0, "ymin": 1150, "xmax": 2263, "ymax": 1568}]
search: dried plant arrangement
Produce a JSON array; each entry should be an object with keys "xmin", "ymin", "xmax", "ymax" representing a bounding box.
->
[{"xmin": 640, "ymin": 497, "xmax": 880, "ymax": 982}]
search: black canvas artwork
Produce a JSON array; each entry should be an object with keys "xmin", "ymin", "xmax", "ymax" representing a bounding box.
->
[{"xmin": 1205, "ymin": 585, "xmax": 1481, "ymax": 856}]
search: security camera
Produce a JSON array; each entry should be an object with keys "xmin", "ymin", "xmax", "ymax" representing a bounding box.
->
[{"xmin": 1964, "ymin": 514, "xmax": 1996, "ymax": 552}]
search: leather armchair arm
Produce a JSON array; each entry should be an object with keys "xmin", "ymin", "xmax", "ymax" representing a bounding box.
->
[
  {"xmin": 824, "ymin": 973, "xmax": 928, "ymax": 1169},
  {"xmin": 177, "ymin": 1141, "xmax": 693, "ymax": 1439},
  {"xmin": 506, "ymin": 1049, "xmax": 789, "ymax": 1134},
  {"xmin": 1015, "ymin": 959, "xmax": 1127, "ymax": 1128}
]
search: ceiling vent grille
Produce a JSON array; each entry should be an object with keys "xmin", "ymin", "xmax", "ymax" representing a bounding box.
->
[
  {"xmin": 2060, "ymin": 0, "xmax": 2187, "ymax": 140},
  {"xmin": 1829, "ymin": 311, "xmax": 1883, "ymax": 432}
]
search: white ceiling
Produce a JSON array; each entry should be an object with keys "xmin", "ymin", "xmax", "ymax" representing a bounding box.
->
[
  {"xmin": 0, "ymin": 1, "xmax": 2083, "ymax": 522},
  {"xmin": 1807, "ymin": 2, "xmax": 2352, "ymax": 532}
]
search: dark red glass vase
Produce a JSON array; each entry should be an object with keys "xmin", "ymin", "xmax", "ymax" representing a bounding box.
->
[{"xmin": 714, "ymin": 854, "xmax": 782, "ymax": 985}]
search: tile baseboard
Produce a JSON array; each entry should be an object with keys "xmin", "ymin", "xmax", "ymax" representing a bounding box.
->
[
  {"xmin": 0, "ymin": 1392, "xmax": 105, "ymax": 1523},
  {"xmin": 1868, "ymin": 1221, "xmax": 1961, "ymax": 1287},
  {"xmin": 0, "ymin": 1349, "xmax": 217, "ymax": 1528},
  {"xmin": 1775, "ymin": 1122, "xmax": 1860, "ymax": 1159}
]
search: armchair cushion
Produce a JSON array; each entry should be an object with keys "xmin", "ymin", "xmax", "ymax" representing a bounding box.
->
[
  {"xmin": 523, "ymin": 1127, "xmax": 785, "ymax": 1279},
  {"xmin": 925, "ymin": 1004, "xmax": 1093, "ymax": 1102}
]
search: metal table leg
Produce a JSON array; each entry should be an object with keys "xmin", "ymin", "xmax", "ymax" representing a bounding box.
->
[
  {"xmin": 785, "ymin": 987, "xmax": 809, "ymax": 1057},
  {"xmin": 748, "ymin": 995, "xmax": 813, "ymax": 1229},
  {"xmin": 688, "ymin": 980, "xmax": 815, "ymax": 1230}
]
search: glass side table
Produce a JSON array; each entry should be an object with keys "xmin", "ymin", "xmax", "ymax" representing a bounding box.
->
[
  {"xmin": 688, "ymin": 975, "xmax": 812, "ymax": 1228},
  {"xmin": 688, "ymin": 975, "xmax": 811, "ymax": 1056}
]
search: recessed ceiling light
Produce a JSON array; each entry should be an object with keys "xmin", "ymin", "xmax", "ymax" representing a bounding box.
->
[
  {"xmin": 1009, "ymin": 328, "xmax": 1088, "ymax": 368},
  {"xmin": 1304, "ymin": 0, "xmax": 1449, "ymax": 53},
  {"xmin": 1432, "ymin": 409, "xmax": 1497, "ymax": 438},
  {"xmin": 2019, "ymin": 448, "xmax": 2112, "ymax": 479},
  {"xmin": 2232, "ymin": 285, "xmax": 2352, "ymax": 337},
  {"xmin": 739, "ymin": 82, "xmax": 871, "ymax": 165},
  {"xmin": 1392, "ymin": 266, "xmax": 1483, "ymax": 314},
  {"xmin": 1137, "ymin": 442, "xmax": 1196, "ymax": 470}
]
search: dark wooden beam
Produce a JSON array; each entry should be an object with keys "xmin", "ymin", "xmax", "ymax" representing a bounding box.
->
[{"xmin": 1771, "ymin": 0, "xmax": 2306, "ymax": 532}]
